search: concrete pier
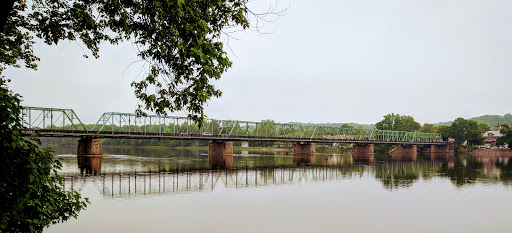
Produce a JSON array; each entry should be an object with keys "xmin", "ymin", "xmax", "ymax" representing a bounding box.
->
[
  {"xmin": 291, "ymin": 143, "xmax": 316, "ymax": 165},
  {"xmin": 352, "ymin": 144, "xmax": 374, "ymax": 163},
  {"xmin": 77, "ymin": 137, "xmax": 103, "ymax": 155},
  {"xmin": 291, "ymin": 142, "xmax": 316, "ymax": 155},
  {"xmin": 208, "ymin": 141, "xmax": 233, "ymax": 169}
]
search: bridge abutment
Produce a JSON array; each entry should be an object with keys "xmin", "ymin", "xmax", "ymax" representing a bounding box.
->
[
  {"xmin": 292, "ymin": 142, "xmax": 316, "ymax": 165},
  {"xmin": 208, "ymin": 141, "xmax": 233, "ymax": 169},
  {"xmin": 391, "ymin": 144, "xmax": 417, "ymax": 161},
  {"xmin": 352, "ymin": 144, "xmax": 374, "ymax": 163},
  {"xmin": 77, "ymin": 137, "xmax": 103, "ymax": 155}
]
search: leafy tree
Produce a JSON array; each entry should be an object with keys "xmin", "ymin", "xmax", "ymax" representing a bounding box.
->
[
  {"xmin": 447, "ymin": 118, "xmax": 483, "ymax": 149},
  {"xmin": 497, "ymin": 124, "xmax": 512, "ymax": 146},
  {"xmin": 375, "ymin": 113, "xmax": 421, "ymax": 132},
  {"xmin": 1, "ymin": 0, "xmax": 259, "ymax": 122},
  {"xmin": 341, "ymin": 124, "xmax": 354, "ymax": 129},
  {"xmin": 438, "ymin": 125, "xmax": 451, "ymax": 141},
  {"xmin": 0, "ymin": 79, "xmax": 88, "ymax": 232},
  {"xmin": 477, "ymin": 123, "xmax": 490, "ymax": 133},
  {"xmin": 420, "ymin": 123, "xmax": 438, "ymax": 133}
]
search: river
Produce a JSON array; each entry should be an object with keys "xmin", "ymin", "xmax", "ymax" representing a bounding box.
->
[{"xmin": 45, "ymin": 146, "xmax": 512, "ymax": 233}]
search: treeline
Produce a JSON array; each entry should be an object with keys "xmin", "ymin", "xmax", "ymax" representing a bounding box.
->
[
  {"xmin": 436, "ymin": 113, "xmax": 512, "ymax": 128},
  {"xmin": 288, "ymin": 122, "xmax": 375, "ymax": 130}
]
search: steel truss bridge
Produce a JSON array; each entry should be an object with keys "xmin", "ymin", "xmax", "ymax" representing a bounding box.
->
[{"xmin": 20, "ymin": 106, "xmax": 445, "ymax": 145}]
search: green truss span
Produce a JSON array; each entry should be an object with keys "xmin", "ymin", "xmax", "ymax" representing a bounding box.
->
[{"xmin": 20, "ymin": 107, "xmax": 442, "ymax": 143}]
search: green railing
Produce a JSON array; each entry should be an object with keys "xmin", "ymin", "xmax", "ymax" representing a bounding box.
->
[{"xmin": 90, "ymin": 112, "xmax": 442, "ymax": 143}]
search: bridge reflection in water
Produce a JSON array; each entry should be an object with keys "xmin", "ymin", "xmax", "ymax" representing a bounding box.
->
[
  {"xmin": 64, "ymin": 165, "xmax": 369, "ymax": 198},
  {"xmin": 63, "ymin": 148, "xmax": 512, "ymax": 198},
  {"xmin": 63, "ymin": 152, "xmax": 476, "ymax": 198}
]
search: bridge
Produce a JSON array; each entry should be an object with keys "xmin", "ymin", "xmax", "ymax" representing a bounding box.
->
[{"xmin": 21, "ymin": 106, "xmax": 452, "ymax": 167}]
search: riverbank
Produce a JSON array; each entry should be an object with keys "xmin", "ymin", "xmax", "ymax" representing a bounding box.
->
[{"xmin": 471, "ymin": 148, "xmax": 512, "ymax": 156}]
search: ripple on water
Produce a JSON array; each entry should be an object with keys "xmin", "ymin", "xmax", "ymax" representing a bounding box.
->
[{"xmin": 55, "ymin": 154, "xmax": 76, "ymax": 157}]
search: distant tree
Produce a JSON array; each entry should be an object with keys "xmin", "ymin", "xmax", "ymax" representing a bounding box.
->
[
  {"xmin": 477, "ymin": 123, "xmax": 490, "ymax": 133},
  {"xmin": 438, "ymin": 125, "xmax": 451, "ymax": 141},
  {"xmin": 375, "ymin": 113, "xmax": 421, "ymax": 132},
  {"xmin": 341, "ymin": 124, "xmax": 354, "ymax": 129},
  {"xmin": 420, "ymin": 123, "xmax": 438, "ymax": 133},
  {"xmin": 497, "ymin": 124, "xmax": 512, "ymax": 146},
  {"xmin": 447, "ymin": 118, "xmax": 483, "ymax": 149}
]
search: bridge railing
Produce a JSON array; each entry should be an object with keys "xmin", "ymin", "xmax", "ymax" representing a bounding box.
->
[
  {"xmin": 89, "ymin": 112, "xmax": 443, "ymax": 143},
  {"xmin": 21, "ymin": 106, "xmax": 86, "ymax": 131}
]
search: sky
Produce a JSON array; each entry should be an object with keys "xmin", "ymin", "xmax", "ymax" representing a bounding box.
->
[{"xmin": 6, "ymin": 0, "xmax": 512, "ymax": 125}]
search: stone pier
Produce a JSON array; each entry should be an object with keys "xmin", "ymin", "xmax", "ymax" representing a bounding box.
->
[
  {"xmin": 291, "ymin": 143, "xmax": 316, "ymax": 165},
  {"xmin": 77, "ymin": 137, "xmax": 103, "ymax": 175},
  {"xmin": 208, "ymin": 141, "xmax": 233, "ymax": 169},
  {"xmin": 352, "ymin": 144, "xmax": 374, "ymax": 163},
  {"xmin": 391, "ymin": 144, "xmax": 417, "ymax": 161},
  {"xmin": 77, "ymin": 137, "xmax": 103, "ymax": 155}
]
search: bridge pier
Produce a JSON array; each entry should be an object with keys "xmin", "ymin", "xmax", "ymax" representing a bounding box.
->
[
  {"xmin": 292, "ymin": 142, "xmax": 316, "ymax": 165},
  {"xmin": 77, "ymin": 137, "xmax": 103, "ymax": 155},
  {"xmin": 208, "ymin": 141, "xmax": 233, "ymax": 169},
  {"xmin": 391, "ymin": 144, "xmax": 417, "ymax": 161},
  {"xmin": 352, "ymin": 144, "xmax": 374, "ymax": 163}
]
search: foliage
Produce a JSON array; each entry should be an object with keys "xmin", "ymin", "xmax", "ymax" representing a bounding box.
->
[
  {"xmin": 375, "ymin": 113, "xmax": 421, "ymax": 132},
  {"xmin": 420, "ymin": 123, "xmax": 438, "ymax": 133},
  {"xmin": 444, "ymin": 118, "xmax": 484, "ymax": 149},
  {"xmin": 2, "ymin": 0, "xmax": 253, "ymax": 123},
  {"xmin": 477, "ymin": 123, "xmax": 490, "ymax": 133},
  {"xmin": 288, "ymin": 122, "xmax": 375, "ymax": 130},
  {"xmin": 437, "ymin": 125, "xmax": 451, "ymax": 141},
  {"xmin": 340, "ymin": 124, "xmax": 354, "ymax": 129},
  {"xmin": 497, "ymin": 124, "xmax": 512, "ymax": 146},
  {"xmin": 0, "ymin": 78, "xmax": 88, "ymax": 232}
]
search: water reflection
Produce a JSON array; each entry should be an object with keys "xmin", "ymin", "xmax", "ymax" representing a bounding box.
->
[
  {"xmin": 77, "ymin": 155, "xmax": 103, "ymax": 175},
  {"xmin": 63, "ymin": 166, "xmax": 363, "ymax": 198},
  {"xmin": 55, "ymin": 146, "xmax": 512, "ymax": 193}
]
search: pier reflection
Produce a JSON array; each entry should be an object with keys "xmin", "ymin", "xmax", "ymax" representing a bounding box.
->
[{"xmin": 77, "ymin": 155, "xmax": 103, "ymax": 175}]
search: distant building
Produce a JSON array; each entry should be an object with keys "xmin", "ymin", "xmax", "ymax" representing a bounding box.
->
[{"xmin": 483, "ymin": 131, "xmax": 503, "ymax": 146}]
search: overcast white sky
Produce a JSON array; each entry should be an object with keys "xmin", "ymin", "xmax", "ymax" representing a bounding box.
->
[{"xmin": 6, "ymin": 0, "xmax": 512, "ymax": 125}]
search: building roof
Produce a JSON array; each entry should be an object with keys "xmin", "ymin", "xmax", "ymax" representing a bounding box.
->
[{"xmin": 482, "ymin": 131, "xmax": 503, "ymax": 137}]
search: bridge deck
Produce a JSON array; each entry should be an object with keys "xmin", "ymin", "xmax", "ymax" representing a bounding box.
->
[{"xmin": 23, "ymin": 129, "xmax": 447, "ymax": 145}]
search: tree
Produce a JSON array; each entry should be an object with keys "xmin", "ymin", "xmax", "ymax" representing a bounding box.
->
[
  {"xmin": 0, "ymin": 0, "xmax": 274, "ymax": 122},
  {"xmin": 375, "ymin": 113, "xmax": 421, "ymax": 132},
  {"xmin": 497, "ymin": 124, "xmax": 512, "ymax": 146},
  {"xmin": 420, "ymin": 123, "xmax": 438, "ymax": 133},
  {"xmin": 477, "ymin": 123, "xmax": 490, "ymax": 134},
  {"xmin": 0, "ymin": 79, "xmax": 88, "ymax": 232},
  {"xmin": 438, "ymin": 125, "xmax": 451, "ymax": 141},
  {"xmin": 340, "ymin": 124, "xmax": 354, "ymax": 129},
  {"xmin": 447, "ymin": 118, "xmax": 483, "ymax": 149}
]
